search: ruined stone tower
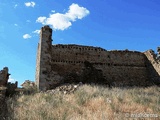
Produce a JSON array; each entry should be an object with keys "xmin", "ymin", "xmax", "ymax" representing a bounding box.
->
[
  {"xmin": 36, "ymin": 26, "xmax": 160, "ymax": 91},
  {"xmin": 36, "ymin": 25, "xmax": 52, "ymax": 91}
]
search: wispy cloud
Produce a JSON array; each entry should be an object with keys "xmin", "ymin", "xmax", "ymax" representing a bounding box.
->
[
  {"xmin": 32, "ymin": 30, "xmax": 40, "ymax": 34},
  {"xmin": 51, "ymin": 10, "xmax": 56, "ymax": 13},
  {"xmin": 25, "ymin": 1, "xmax": 36, "ymax": 7},
  {"xmin": 14, "ymin": 4, "xmax": 18, "ymax": 8},
  {"xmin": 14, "ymin": 24, "xmax": 18, "ymax": 26},
  {"xmin": 23, "ymin": 34, "xmax": 31, "ymax": 39},
  {"xmin": 26, "ymin": 20, "xmax": 31, "ymax": 22},
  {"xmin": 36, "ymin": 3, "xmax": 90, "ymax": 31}
]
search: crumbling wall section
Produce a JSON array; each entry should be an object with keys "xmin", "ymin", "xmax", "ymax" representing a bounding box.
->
[
  {"xmin": 0, "ymin": 67, "xmax": 14, "ymax": 118},
  {"xmin": 144, "ymin": 50, "xmax": 160, "ymax": 85},
  {"xmin": 144, "ymin": 50, "xmax": 160, "ymax": 75},
  {"xmin": 0, "ymin": 67, "xmax": 10, "ymax": 87}
]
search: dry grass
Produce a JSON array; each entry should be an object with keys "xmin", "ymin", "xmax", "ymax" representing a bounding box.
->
[
  {"xmin": 6, "ymin": 84, "xmax": 160, "ymax": 120},
  {"xmin": 0, "ymin": 87, "xmax": 7, "ymax": 90}
]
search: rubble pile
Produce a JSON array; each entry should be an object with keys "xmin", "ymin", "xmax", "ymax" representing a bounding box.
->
[{"xmin": 46, "ymin": 82, "xmax": 83, "ymax": 94}]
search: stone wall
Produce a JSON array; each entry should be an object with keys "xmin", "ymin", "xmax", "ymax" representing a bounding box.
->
[
  {"xmin": 50, "ymin": 44, "xmax": 149, "ymax": 87},
  {"xmin": 0, "ymin": 67, "xmax": 10, "ymax": 87},
  {"xmin": 36, "ymin": 26, "xmax": 160, "ymax": 91},
  {"xmin": 51, "ymin": 44, "xmax": 146, "ymax": 68}
]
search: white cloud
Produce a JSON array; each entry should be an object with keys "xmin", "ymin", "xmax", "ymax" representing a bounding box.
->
[
  {"xmin": 36, "ymin": 16, "xmax": 46, "ymax": 24},
  {"xmin": 25, "ymin": 1, "xmax": 36, "ymax": 7},
  {"xmin": 23, "ymin": 34, "xmax": 31, "ymax": 39},
  {"xmin": 33, "ymin": 30, "xmax": 40, "ymax": 34},
  {"xmin": 66, "ymin": 3, "xmax": 90, "ymax": 21},
  {"xmin": 36, "ymin": 3, "xmax": 90, "ymax": 31}
]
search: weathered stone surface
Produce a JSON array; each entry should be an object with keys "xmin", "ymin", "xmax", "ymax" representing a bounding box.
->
[
  {"xmin": 0, "ymin": 67, "xmax": 18, "ymax": 95},
  {"xmin": 35, "ymin": 26, "xmax": 160, "ymax": 91},
  {"xmin": 6, "ymin": 81, "xmax": 18, "ymax": 96},
  {"xmin": 36, "ymin": 25, "xmax": 52, "ymax": 91},
  {"xmin": 0, "ymin": 67, "xmax": 10, "ymax": 87},
  {"xmin": 144, "ymin": 50, "xmax": 160, "ymax": 85},
  {"xmin": 21, "ymin": 80, "xmax": 35, "ymax": 88},
  {"xmin": 0, "ymin": 67, "xmax": 17, "ymax": 118}
]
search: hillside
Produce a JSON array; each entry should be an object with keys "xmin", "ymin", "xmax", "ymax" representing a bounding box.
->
[{"xmin": 5, "ymin": 84, "xmax": 160, "ymax": 120}]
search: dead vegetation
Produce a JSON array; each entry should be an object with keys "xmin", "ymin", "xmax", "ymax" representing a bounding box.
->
[{"xmin": 5, "ymin": 84, "xmax": 160, "ymax": 120}]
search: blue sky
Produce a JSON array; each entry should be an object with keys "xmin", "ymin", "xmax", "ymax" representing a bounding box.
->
[{"xmin": 0, "ymin": 0, "xmax": 160, "ymax": 86}]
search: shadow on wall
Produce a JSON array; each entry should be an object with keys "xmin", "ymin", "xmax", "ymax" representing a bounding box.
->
[
  {"xmin": 54, "ymin": 59, "xmax": 160, "ymax": 88},
  {"xmin": 63, "ymin": 61, "xmax": 108, "ymax": 85}
]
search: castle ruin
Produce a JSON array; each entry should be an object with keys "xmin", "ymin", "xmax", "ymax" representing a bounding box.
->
[{"xmin": 36, "ymin": 25, "xmax": 160, "ymax": 91}]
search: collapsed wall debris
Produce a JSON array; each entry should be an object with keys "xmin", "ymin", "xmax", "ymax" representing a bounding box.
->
[
  {"xmin": 0, "ymin": 67, "xmax": 10, "ymax": 87},
  {"xmin": 0, "ymin": 67, "xmax": 18, "ymax": 95}
]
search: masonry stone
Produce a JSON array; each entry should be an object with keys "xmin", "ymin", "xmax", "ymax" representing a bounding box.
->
[
  {"xmin": 0, "ymin": 67, "xmax": 10, "ymax": 87},
  {"xmin": 35, "ymin": 25, "xmax": 160, "ymax": 91}
]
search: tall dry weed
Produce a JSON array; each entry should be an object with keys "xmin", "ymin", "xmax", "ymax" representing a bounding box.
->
[{"xmin": 6, "ymin": 85, "xmax": 160, "ymax": 120}]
